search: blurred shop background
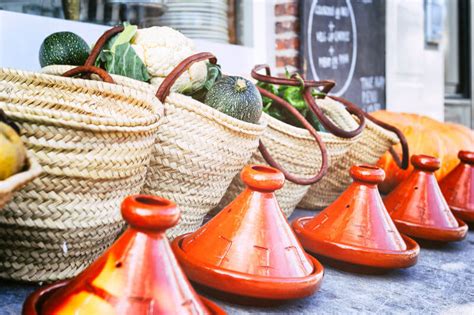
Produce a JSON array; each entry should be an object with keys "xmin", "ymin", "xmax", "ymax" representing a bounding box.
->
[{"xmin": 0, "ymin": 0, "xmax": 473, "ymax": 128}]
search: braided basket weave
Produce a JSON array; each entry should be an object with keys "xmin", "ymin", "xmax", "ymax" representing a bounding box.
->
[
  {"xmin": 298, "ymin": 106, "xmax": 399, "ymax": 210},
  {"xmin": 146, "ymin": 52, "xmax": 267, "ymax": 238},
  {"xmin": 44, "ymin": 58, "xmax": 266, "ymax": 239},
  {"xmin": 218, "ymin": 98, "xmax": 357, "ymax": 217},
  {"xmin": 144, "ymin": 92, "xmax": 265, "ymax": 237},
  {"xmin": 0, "ymin": 67, "xmax": 162, "ymax": 281}
]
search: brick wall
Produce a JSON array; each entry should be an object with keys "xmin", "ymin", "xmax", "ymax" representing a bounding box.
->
[{"xmin": 274, "ymin": 0, "xmax": 300, "ymax": 76}]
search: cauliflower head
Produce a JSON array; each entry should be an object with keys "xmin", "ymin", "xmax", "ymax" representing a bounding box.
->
[{"xmin": 131, "ymin": 26, "xmax": 207, "ymax": 93}]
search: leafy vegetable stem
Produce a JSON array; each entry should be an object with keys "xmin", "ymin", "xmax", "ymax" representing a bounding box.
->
[{"xmin": 264, "ymin": 102, "xmax": 273, "ymax": 111}]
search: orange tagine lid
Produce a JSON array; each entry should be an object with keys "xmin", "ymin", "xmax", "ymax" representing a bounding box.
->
[
  {"xmin": 439, "ymin": 151, "xmax": 474, "ymax": 223},
  {"xmin": 292, "ymin": 165, "xmax": 419, "ymax": 271},
  {"xmin": 384, "ymin": 155, "xmax": 468, "ymax": 242},
  {"xmin": 23, "ymin": 195, "xmax": 225, "ymax": 315},
  {"xmin": 171, "ymin": 164, "xmax": 324, "ymax": 300}
]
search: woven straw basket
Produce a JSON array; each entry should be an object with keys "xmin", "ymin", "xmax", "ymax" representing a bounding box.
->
[
  {"xmin": 49, "ymin": 27, "xmax": 266, "ymax": 238},
  {"xmin": 44, "ymin": 53, "xmax": 266, "ymax": 239},
  {"xmin": 218, "ymin": 100, "xmax": 357, "ymax": 217},
  {"xmin": 0, "ymin": 66, "xmax": 162, "ymax": 281},
  {"xmin": 298, "ymin": 101, "xmax": 402, "ymax": 210},
  {"xmin": 216, "ymin": 66, "xmax": 372, "ymax": 217},
  {"xmin": 0, "ymin": 152, "xmax": 42, "ymax": 209},
  {"xmin": 146, "ymin": 53, "xmax": 266, "ymax": 238}
]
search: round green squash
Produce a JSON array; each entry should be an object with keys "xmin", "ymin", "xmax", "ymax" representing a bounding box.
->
[
  {"xmin": 39, "ymin": 32, "xmax": 90, "ymax": 67},
  {"xmin": 204, "ymin": 76, "xmax": 263, "ymax": 124}
]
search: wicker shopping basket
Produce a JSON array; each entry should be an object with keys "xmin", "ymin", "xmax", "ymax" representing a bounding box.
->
[
  {"xmin": 145, "ymin": 53, "xmax": 266, "ymax": 238},
  {"xmin": 298, "ymin": 89, "xmax": 409, "ymax": 209},
  {"xmin": 0, "ymin": 66, "xmax": 162, "ymax": 281},
  {"xmin": 45, "ymin": 58, "xmax": 266, "ymax": 240},
  {"xmin": 46, "ymin": 25, "xmax": 268, "ymax": 238},
  {"xmin": 218, "ymin": 65, "xmax": 366, "ymax": 217}
]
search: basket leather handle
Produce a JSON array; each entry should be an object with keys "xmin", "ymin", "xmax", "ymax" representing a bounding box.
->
[
  {"xmin": 365, "ymin": 112, "xmax": 410, "ymax": 169},
  {"xmin": 258, "ymin": 87, "xmax": 328, "ymax": 185},
  {"xmin": 252, "ymin": 65, "xmax": 408, "ymax": 170},
  {"xmin": 329, "ymin": 96, "xmax": 409, "ymax": 169},
  {"xmin": 311, "ymin": 94, "xmax": 409, "ymax": 169},
  {"xmin": 62, "ymin": 65, "xmax": 115, "ymax": 83},
  {"xmin": 85, "ymin": 25, "xmax": 125, "ymax": 67},
  {"xmin": 252, "ymin": 65, "xmax": 365, "ymax": 138},
  {"xmin": 328, "ymin": 96, "xmax": 409, "ymax": 169},
  {"xmin": 155, "ymin": 52, "xmax": 217, "ymax": 102},
  {"xmin": 252, "ymin": 64, "xmax": 335, "ymax": 94},
  {"xmin": 61, "ymin": 25, "xmax": 123, "ymax": 83},
  {"xmin": 303, "ymin": 91, "xmax": 366, "ymax": 138}
]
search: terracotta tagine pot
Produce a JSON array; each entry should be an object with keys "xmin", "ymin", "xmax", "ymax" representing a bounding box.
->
[
  {"xmin": 292, "ymin": 165, "xmax": 419, "ymax": 271},
  {"xmin": 171, "ymin": 164, "xmax": 324, "ymax": 301},
  {"xmin": 384, "ymin": 155, "xmax": 468, "ymax": 242},
  {"xmin": 23, "ymin": 195, "xmax": 225, "ymax": 315},
  {"xmin": 439, "ymin": 151, "xmax": 474, "ymax": 223}
]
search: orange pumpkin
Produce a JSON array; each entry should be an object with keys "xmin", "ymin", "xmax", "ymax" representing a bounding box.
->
[{"xmin": 372, "ymin": 111, "xmax": 474, "ymax": 194}]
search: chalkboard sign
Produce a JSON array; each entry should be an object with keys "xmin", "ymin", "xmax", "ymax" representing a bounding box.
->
[{"xmin": 300, "ymin": 0, "xmax": 386, "ymax": 111}]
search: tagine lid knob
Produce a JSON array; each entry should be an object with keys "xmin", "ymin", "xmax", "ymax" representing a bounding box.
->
[
  {"xmin": 411, "ymin": 154, "xmax": 441, "ymax": 172},
  {"xmin": 349, "ymin": 164, "xmax": 385, "ymax": 184},
  {"xmin": 240, "ymin": 164, "xmax": 285, "ymax": 192},
  {"xmin": 121, "ymin": 194, "xmax": 180, "ymax": 232},
  {"xmin": 458, "ymin": 151, "xmax": 474, "ymax": 165}
]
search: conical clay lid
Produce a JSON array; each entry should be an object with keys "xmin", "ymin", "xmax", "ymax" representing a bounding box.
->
[
  {"xmin": 172, "ymin": 165, "xmax": 324, "ymax": 300},
  {"xmin": 24, "ymin": 195, "xmax": 224, "ymax": 315},
  {"xmin": 292, "ymin": 165, "xmax": 419, "ymax": 270},
  {"xmin": 385, "ymin": 155, "xmax": 468, "ymax": 242},
  {"xmin": 439, "ymin": 151, "xmax": 474, "ymax": 222}
]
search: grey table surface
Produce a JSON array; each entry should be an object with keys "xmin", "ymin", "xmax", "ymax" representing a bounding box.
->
[{"xmin": 0, "ymin": 209, "xmax": 473, "ymax": 315}]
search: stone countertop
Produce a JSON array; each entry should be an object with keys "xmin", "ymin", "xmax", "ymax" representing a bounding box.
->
[{"xmin": 1, "ymin": 209, "xmax": 473, "ymax": 315}]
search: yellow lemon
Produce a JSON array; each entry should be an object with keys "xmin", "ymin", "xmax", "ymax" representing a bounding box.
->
[{"xmin": 0, "ymin": 122, "xmax": 26, "ymax": 180}]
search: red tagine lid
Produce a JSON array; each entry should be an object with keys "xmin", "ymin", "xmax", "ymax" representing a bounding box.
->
[
  {"xmin": 292, "ymin": 165, "xmax": 419, "ymax": 270},
  {"xmin": 384, "ymin": 155, "xmax": 468, "ymax": 242},
  {"xmin": 23, "ymin": 195, "xmax": 225, "ymax": 315},
  {"xmin": 171, "ymin": 165, "xmax": 324, "ymax": 300},
  {"xmin": 439, "ymin": 151, "xmax": 474, "ymax": 223}
]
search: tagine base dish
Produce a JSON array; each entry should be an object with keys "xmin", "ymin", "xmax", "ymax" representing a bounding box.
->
[
  {"xmin": 393, "ymin": 217, "xmax": 468, "ymax": 242},
  {"xmin": 450, "ymin": 206, "xmax": 474, "ymax": 223},
  {"xmin": 311, "ymin": 255, "xmax": 408, "ymax": 275},
  {"xmin": 192, "ymin": 282, "xmax": 302, "ymax": 307},
  {"xmin": 292, "ymin": 217, "xmax": 420, "ymax": 270},
  {"xmin": 23, "ymin": 280, "xmax": 225, "ymax": 315},
  {"xmin": 172, "ymin": 234, "xmax": 324, "ymax": 300}
]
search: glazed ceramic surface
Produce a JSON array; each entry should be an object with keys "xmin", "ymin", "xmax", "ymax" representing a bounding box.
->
[
  {"xmin": 292, "ymin": 165, "xmax": 419, "ymax": 270},
  {"xmin": 172, "ymin": 164, "xmax": 324, "ymax": 300},
  {"xmin": 23, "ymin": 195, "xmax": 225, "ymax": 315},
  {"xmin": 439, "ymin": 151, "xmax": 474, "ymax": 222},
  {"xmin": 384, "ymin": 155, "xmax": 468, "ymax": 242}
]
